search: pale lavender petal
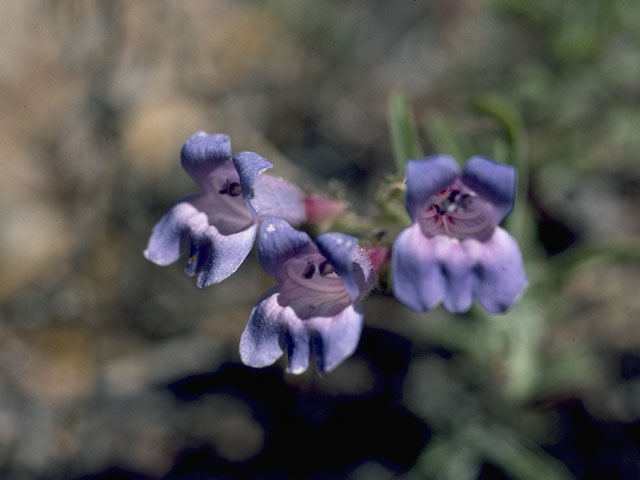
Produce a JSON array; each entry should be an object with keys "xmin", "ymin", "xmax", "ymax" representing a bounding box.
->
[
  {"xmin": 309, "ymin": 304, "xmax": 363, "ymax": 374},
  {"xmin": 406, "ymin": 155, "xmax": 460, "ymax": 220},
  {"xmin": 146, "ymin": 195, "xmax": 257, "ymax": 286},
  {"xmin": 276, "ymin": 266, "xmax": 351, "ymax": 320},
  {"xmin": 393, "ymin": 230, "xmax": 476, "ymax": 313},
  {"xmin": 352, "ymin": 248, "xmax": 377, "ymax": 301},
  {"xmin": 283, "ymin": 312, "xmax": 312, "ymax": 374},
  {"xmin": 439, "ymin": 238, "xmax": 474, "ymax": 313},
  {"xmin": 180, "ymin": 131, "xmax": 232, "ymax": 187},
  {"xmin": 240, "ymin": 288, "xmax": 364, "ymax": 374},
  {"xmin": 252, "ymin": 175, "xmax": 306, "ymax": 225},
  {"xmin": 461, "ymin": 156, "xmax": 516, "ymax": 223},
  {"xmin": 187, "ymin": 221, "xmax": 258, "ymax": 288},
  {"xmin": 183, "ymin": 209, "xmax": 211, "ymax": 277},
  {"xmin": 465, "ymin": 227, "xmax": 528, "ymax": 314},
  {"xmin": 392, "ymin": 224, "xmax": 446, "ymax": 312},
  {"xmin": 392, "ymin": 224, "xmax": 476, "ymax": 313},
  {"xmin": 239, "ymin": 288, "xmax": 285, "ymax": 368},
  {"xmin": 316, "ymin": 232, "xmax": 359, "ymax": 299},
  {"xmin": 256, "ymin": 216, "xmax": 314, "ymax": 279},
  {"xmin": 232, "ymin": 151, "xmax": 273, "ymax": 216},
  {"xmin": 144, "ymin": 199, "xmax": 200, "ymax": 266},
  {"xmin": 189, "ymin": 189, "xmax": 254, "ymax": 236}
]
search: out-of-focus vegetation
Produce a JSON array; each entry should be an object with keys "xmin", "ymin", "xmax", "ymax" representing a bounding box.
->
[{"xmin": 1, "ymin": 0, "xmax": 639, "ymax": 478}]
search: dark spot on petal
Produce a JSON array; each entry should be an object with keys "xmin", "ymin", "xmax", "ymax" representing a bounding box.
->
[
  {"xmin": 319, "ymin": 260, "xmax": 335, "ymax": 276},
  {"xmin": 228, "ymin": 182, "xmax": 242, "ymax": 197},
  {"xmin": 448, "ymin": 189, "xmax": 461, "ymax": 202},
  {"xmin": 302, "ymin": 262, "xmax": 316, "ymax": 279}
]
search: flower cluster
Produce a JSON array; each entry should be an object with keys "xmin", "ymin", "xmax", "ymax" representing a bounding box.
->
[
  {"xmin": 145, "ymin": 132, "xmax": 527, "ymax": 374},
  {"xmin": 145, "ymin": 131, "xmax": 374, "ymax": 374}
]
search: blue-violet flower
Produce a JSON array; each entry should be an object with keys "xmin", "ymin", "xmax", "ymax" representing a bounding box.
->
[
  {"xmin": 392, "ymin": 155, "xmax": 527, "ymax": 314},
  {"xmin": 240, "ymin": 217, "xmax": 375, "ymax": 374},
  {"xmin": 144, "ymin": 131, "xmax": 305, "ymax": 287}
]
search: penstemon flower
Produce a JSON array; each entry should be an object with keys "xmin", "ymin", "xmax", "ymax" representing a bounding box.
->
[
  {"xmin": 144, "ymin": 131, "xmax": 305, "ymax": 287},
  {"xmin": 391, "ymin": 155, "xmax": 527, "ymax": 314},
  {"xmin": 240, "ymin": 217, "xmax": 375, "ymax": 374}
]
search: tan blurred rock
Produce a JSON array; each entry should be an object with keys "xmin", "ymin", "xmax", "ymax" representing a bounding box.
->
[
  {"xmin": 0, "ymin": 326, "xmax": 96, "ymax": 406},
  {"xmin": 122, "ymin": 93, "xmax": 209, "ymax": 181},
  {"xmin": 184, "ymin": 393, "xmax": 265, "ymax": 462},
  {"xmin": 560, "ymin": 261, "xmax": 640, "ymax": 350},
  {"xmin": 0, "ymin": 202, "xmax": 73, "ymax": 300}
]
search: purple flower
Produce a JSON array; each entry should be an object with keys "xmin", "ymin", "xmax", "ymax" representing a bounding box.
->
[
  {"xmin": 240, "ymin": 217, "xmax": 375, "ymax": 374},
  {"xmin": 391, "ymin": 155, "xmax": 527, "ymax": 314},
  {"xmin": 144, "ymin": 131, "xmax": 305, "ymax": 287}
]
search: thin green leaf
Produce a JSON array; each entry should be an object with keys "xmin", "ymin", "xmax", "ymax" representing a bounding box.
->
[
  {"xmin": 414, "ymin": 434, "xmax": 480, "ymax": 480},
  {"xmin": 387, "ymin": 91, "xmax": 423, "ymax": 174},
  {"xmin": 467, "ymin": 424, "xmax": 573, "ymax": 480},
  {"xmin": 551, "ymin": 239, "xmax": 640, "ymax": 287},
  {"xmin": 423, "ymin": 113, "xmax": 473, "ymax": 164}
]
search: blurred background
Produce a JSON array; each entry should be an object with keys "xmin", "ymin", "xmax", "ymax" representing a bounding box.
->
[{"xmin": 1, "ymin": 0, "xmax": 640, "ymax": 478}]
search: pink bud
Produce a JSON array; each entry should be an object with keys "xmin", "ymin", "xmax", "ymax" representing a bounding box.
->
[
  {"xmin": 362, "ymin": 246, "xmax": 391, "ymax": 272},
  {"xmin": 303, "ymin": 194, "xmax": 346, "ymax": 224}
]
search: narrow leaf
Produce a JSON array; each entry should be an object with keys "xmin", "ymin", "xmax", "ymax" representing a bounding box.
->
[
  {"xmin": 388, "ymin": 91, "xmax": 423, "ymax": 174},
  {"xmin": 423, "ymin": 113, "xmax": 473, "ymax": 164}
]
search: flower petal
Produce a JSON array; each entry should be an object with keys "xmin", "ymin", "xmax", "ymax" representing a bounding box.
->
[
  {"xmin": 180, "ymin": 131, "xmax": 232, "ymax": 187},
  {"xmin": 283, "ymin": 312, "xmax": 312, "ymax": 374},
  {"xmin": 406, "ymin": 155, "xmax": 460, "ymax": 220},
  {"xmin": 241, "ymin": 289, "xmax": 365, "ymax": 374},
  {"xmin": 232, "ymin": 151, "xmax": 273, "ymax": 216},
  {"xmin": 257, "ymin": 217, "xmax": 314, "ymax": 278},
  {"xmin": 440, "ymin": 242, "xmax": 474, "ymax": 314},
  {"xmin": 461, "ymin": 156, "xmax": 516, "ymax": 223},
  {"xmin": 186, "ymin": 219, "xmax": 258, "ymax": 288},
  {"xmin": 392, "ymin": 224, "xmax": 475, "ymax": 313},
  {"xmin": 241, "ymin": 290, "xmax": 312, "ymax": 374},
  {"xmin": 145, "ymin": 196, "xmax": 257, "ymax": 286},
  {"xmin": 190, "ymin": 190, "xmax": 254, "ymax": 235},
  {"xmin": 316, "ymin": 232, "xmax": 360, "ymax": 299},
  {"xmin": 252, "ymin": 175, "xmax": 306, "ymax": 226},
  {"xmin": 144, "ymin": 199, "xmax": 200, "ymax": 266},
  {"xmin": 465, "ymin": 227, "xmax": 528, "ymax": 314},
  {"xmin": 239, "ymin": 288, "xmax": 285, "ymax": 368},
  {"xmin": 309, "ymin": 303, "xmax": 363, "ymax": 374},
  {"xmin": 392, "ymin": 224, "xmax": 445, "ymax": 312},
  {"xmin": 352, "ymin": 247, "xmax": 377, "ymax": 301}
]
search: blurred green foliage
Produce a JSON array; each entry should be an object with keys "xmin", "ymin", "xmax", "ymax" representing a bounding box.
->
[{"xmin": 386, "ymin": 1, "xmax": 640, "ymax": 477}]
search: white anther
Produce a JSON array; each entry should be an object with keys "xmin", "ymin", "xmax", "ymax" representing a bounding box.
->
[{"xmin": 266, "ymin": 224, "xmax": 275, "ymax": 233}]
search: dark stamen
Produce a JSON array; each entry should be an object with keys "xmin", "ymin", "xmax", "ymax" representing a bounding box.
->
[
  {"xmin": 457, "ymin": 193, "xmax": 472, "ymax": 210},
  {"xmin": 228, "ymin": 182, "xmax": 242, "ymax": 197},
  {"xmin": 302, "ymin": 262, "xmax": 316, "ymax": 279},
  {"xmin": 434, "ymin": 198, "xmax": 451, "ymax": 215},
  {"xmin": 447, "ymin": 189, "xmax": 461, "ymax": 202},
  {"xmin": 218, "ymin": 180, "xmax": 230, "ymax": 195},
  {"xmin": 319, "ymin": 260, "xmax": 335, "ymax": 276}
]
